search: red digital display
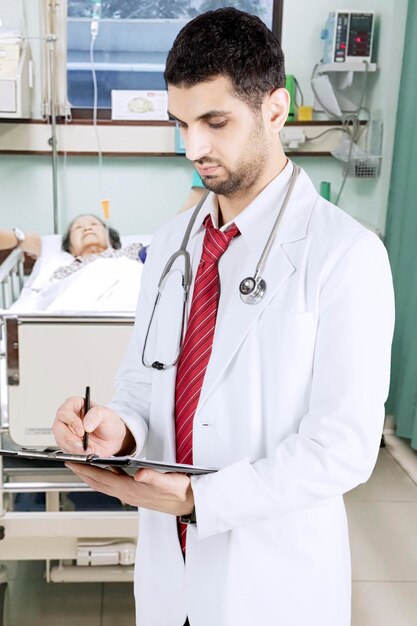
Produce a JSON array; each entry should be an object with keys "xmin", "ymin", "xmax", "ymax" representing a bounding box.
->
[{"xmin": 347, "ymin": 14, "xmax": 373, "ymax": 58}]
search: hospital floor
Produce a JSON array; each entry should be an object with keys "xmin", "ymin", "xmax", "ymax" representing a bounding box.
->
[{"xmin": 1, "ymin": 434, "xmax": 417, "ymax": 626}]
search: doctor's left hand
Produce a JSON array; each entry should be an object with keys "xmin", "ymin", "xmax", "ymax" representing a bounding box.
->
[{"xmin": 65, "ymin": 463, "xmax": 195, "ymax": 516}]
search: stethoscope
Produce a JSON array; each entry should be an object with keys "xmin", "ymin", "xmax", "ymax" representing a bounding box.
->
[{"xmin": 142, "ymin": 163, "xmax": 300, "ymax": 370}]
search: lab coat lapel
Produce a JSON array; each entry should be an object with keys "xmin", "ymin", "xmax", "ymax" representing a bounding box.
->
[{"xmin": 196, "ymin": 169, "xmax": 318, "ymax": 413}]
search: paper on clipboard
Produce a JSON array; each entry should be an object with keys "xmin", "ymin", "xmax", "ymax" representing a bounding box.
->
[{"xmin": 0, "ymin": 448, "xmax": 217, "ymax": 476}]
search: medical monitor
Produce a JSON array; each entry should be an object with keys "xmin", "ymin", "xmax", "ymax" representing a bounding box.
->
[{"xmin": 322, "ymin": 11, "xmax": 375, "ymax": 64}]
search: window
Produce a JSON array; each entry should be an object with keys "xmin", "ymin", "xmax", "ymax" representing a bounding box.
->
[{"xmin": 66, "ymin": 0, "xmax": 282, "ymax": 113}]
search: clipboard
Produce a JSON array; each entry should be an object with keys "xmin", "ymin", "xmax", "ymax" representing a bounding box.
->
[{"xmin": 0, "ymin": 448, "xmax": 217, "ymax": 476}]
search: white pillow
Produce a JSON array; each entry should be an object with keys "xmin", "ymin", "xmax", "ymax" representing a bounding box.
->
[{"xmin": 26, "ymin": 235, "xmax": 72, "ymax": 290}]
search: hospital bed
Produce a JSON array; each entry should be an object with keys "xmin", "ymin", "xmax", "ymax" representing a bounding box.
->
[{"xmin": 0, "ymin": 238, "xmax": 149, "ymax": 620}]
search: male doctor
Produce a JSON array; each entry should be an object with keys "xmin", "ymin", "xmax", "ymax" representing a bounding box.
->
[{"xmin": 53, "ymin": 8, "xmax": 394, "ymax": 626}]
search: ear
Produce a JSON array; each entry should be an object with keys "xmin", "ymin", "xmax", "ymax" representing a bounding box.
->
[{"xmin": 265, "ymin": 87, "xmax": 290, "ymax": 132}]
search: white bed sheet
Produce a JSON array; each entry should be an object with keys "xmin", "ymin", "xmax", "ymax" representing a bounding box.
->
[{"xmin": 8, "ymin": 233, "xmax": 152, "ymax": 314}]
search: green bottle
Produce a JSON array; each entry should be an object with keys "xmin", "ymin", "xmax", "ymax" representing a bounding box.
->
[
  {"xmin": 285, "ymin": 75, "xmax": 296, "ymax": 122},
  {"xmin": 320, "ymin": 181, "xmax": 331, "ymax": 201}
]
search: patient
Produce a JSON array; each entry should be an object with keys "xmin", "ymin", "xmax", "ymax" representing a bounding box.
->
[{"xmin": 0, "ymin": 215, "xmax": 148, "ymax": 313}]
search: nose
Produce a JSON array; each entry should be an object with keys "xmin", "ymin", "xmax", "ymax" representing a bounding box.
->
[{"xmin": 184, "ymin": 126, "xmax": 211, "ymax": 162}]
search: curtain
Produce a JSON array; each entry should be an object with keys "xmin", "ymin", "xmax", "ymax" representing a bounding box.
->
[{"xmin": 385, "ymin": 0, "xmax": 417, "ymax": 449}]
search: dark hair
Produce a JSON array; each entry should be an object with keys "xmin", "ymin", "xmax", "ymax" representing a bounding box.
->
[
  {"xmin": 62, "ymin": 214, "xmax": 121, "ymax": 253},
  {"xmin": 164, "ymin": 7, "xmax": 286, "ymax": 109}
]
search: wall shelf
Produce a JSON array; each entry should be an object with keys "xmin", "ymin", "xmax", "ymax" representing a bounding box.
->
[
  {"xmin": 0, "ymin": 119, "xmax": 366, "ymax": 157},
  {"xmin": 317, "ymin": 62, "xmax": 377, "ymax": 73}
]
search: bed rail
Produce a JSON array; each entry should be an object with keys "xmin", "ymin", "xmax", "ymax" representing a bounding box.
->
[{"xmin": 0, "ymin": 249, "xmax": 25, "ymax": 309}]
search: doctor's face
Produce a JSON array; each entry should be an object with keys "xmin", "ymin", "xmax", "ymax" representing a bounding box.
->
[
  {"xmin": 69, "ymin": 215, "xmax": 110, "ymax": 257},
  {"xmin": 168, "ymin": 76, "xmax": 271, "ymax": 197}
]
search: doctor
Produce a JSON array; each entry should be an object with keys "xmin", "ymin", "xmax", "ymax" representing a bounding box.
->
[{"xmin": 53, "ymin": 8, "xmax": 394, "ymax": 626}]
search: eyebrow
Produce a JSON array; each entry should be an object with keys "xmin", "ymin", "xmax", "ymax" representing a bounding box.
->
[
  {"xmin": 168, "ymin": 110, "xmax": 232, "ymax": 124},
  {"xmin": 73, "ymin": 219, "xmax": 100, "ymax": 228}
]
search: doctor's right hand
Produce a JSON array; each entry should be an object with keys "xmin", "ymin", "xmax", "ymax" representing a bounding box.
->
[{"xmin": 53, "ymin": 397, "xmax": 135, "ymax": 457}]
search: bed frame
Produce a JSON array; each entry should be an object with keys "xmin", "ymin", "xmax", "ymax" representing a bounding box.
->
[
  {"xmin": 0, "ymin": 249, "xmax": 140, "ymax": 613},
  {"xmin": 0, "ymin": 249, "xmax": 25, "ymax": 310}
]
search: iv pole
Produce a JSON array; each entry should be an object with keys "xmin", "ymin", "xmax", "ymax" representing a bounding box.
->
[{"xmin": 45, "ymin": 0, "xmax": 59, "ymax": 234}]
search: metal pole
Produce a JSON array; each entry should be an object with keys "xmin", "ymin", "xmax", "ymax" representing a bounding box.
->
[
  {"xmin": 47, "ymin": 35, "xmax": 59, "ymax": 234},
  {"xmin": 46, "ymin": 0, "xmax": 59, "ymax": 234}
]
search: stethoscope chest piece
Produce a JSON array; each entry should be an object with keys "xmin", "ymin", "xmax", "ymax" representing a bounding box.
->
[{"xmin": 239, "ymin": 276, "xmax": 266, "ymax": 305}]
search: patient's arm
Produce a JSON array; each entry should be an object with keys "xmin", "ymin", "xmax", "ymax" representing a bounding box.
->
[{"xmin": 0, "ymin": 229, "xmax": 42, "ymax": 257}]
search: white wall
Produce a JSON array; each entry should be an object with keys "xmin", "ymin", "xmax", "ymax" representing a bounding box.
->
[
  {"xmin": 0, "ymin": 0, "xmax": 409, "ymax": 236},
  {"xmin": 0, "ymin": 154, "xmax": 195, "ymax": 235}
]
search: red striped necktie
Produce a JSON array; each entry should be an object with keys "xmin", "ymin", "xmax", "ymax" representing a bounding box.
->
[{"xmin": 175, "ymin": 214, "xmax": 240, "ymax": 551}]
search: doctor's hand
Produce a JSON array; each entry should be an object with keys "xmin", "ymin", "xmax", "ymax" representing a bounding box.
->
[
  {"xmin": 65, "ymin": 464, "xmax": 194, "ymax": 516},
  {"xmin": 53, "ymin": 396, "xmax": 135, "ymax": 457}
]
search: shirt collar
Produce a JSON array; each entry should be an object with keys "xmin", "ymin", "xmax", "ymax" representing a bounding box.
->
[{"xmin": 189, "ymin": 160, "xmax": 295, "ymax": 248}]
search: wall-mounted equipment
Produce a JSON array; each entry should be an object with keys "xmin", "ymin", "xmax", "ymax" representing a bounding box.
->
[
  {"xmin": 312, "ymin": 61, "xmax": 377, "ymax": 118},
  {"xmin": 321, "ymin": 11, "xmax": 375, "ymax": 65},
  {"xmin": 0, "ymin": 31, "xmax": 32, "ymax": 119},
  {"xmin": 313, "ymin": 11, "xmax": 377, "ymax": 118},
  {"xmin": 280, "ymin": 127, "xmax": 306, "ymax": 150},
  {"xmin": 331, "ymin": 119, "xmax": 383, "ymax": 180}
]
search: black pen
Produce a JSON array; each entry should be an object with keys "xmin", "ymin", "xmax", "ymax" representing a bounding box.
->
[{"xmin": 83, "ymin": 386, "xmax": 90, "ymax": 451}]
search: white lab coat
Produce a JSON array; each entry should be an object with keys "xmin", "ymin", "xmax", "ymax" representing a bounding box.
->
[{"xmin": 109, "ymin": 164, "xmax": 394, "ymax": 626}]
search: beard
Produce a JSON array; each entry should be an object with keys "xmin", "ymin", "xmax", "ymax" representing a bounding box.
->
[{"xmin": 196, "ymin": 117, "xmax": 269, "ymax": 197}]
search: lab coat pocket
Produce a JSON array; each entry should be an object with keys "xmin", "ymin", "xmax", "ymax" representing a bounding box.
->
[
  {"xmin": 258, "ymin": 307, "xmax": 317, "ymax": 344},
  {"xmin": 256, "ymin": 308, "xmax": 317, "ymax": 406}
]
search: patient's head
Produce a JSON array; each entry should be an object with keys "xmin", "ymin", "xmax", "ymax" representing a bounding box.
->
[{"xmin": 62, "ymin": 214, "xmax": 121, "ymax": 257}]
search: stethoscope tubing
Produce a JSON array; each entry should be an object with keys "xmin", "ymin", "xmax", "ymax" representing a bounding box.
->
[
  {"xmin": 142, "ymin": 161, "xmax": 300, "ymax": 368},
  {"xmin": 157, "ymin": 161, "xmax": 299, "ymax": 293},
  {"xmin": 253, "ymin": 163, "xmax": 300, "ymax": 281}
]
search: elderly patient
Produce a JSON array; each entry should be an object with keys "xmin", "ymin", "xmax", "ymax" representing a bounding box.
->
[{"xmin": 0, "ymin": 215, "xmax": 148, "ymax": 313}]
